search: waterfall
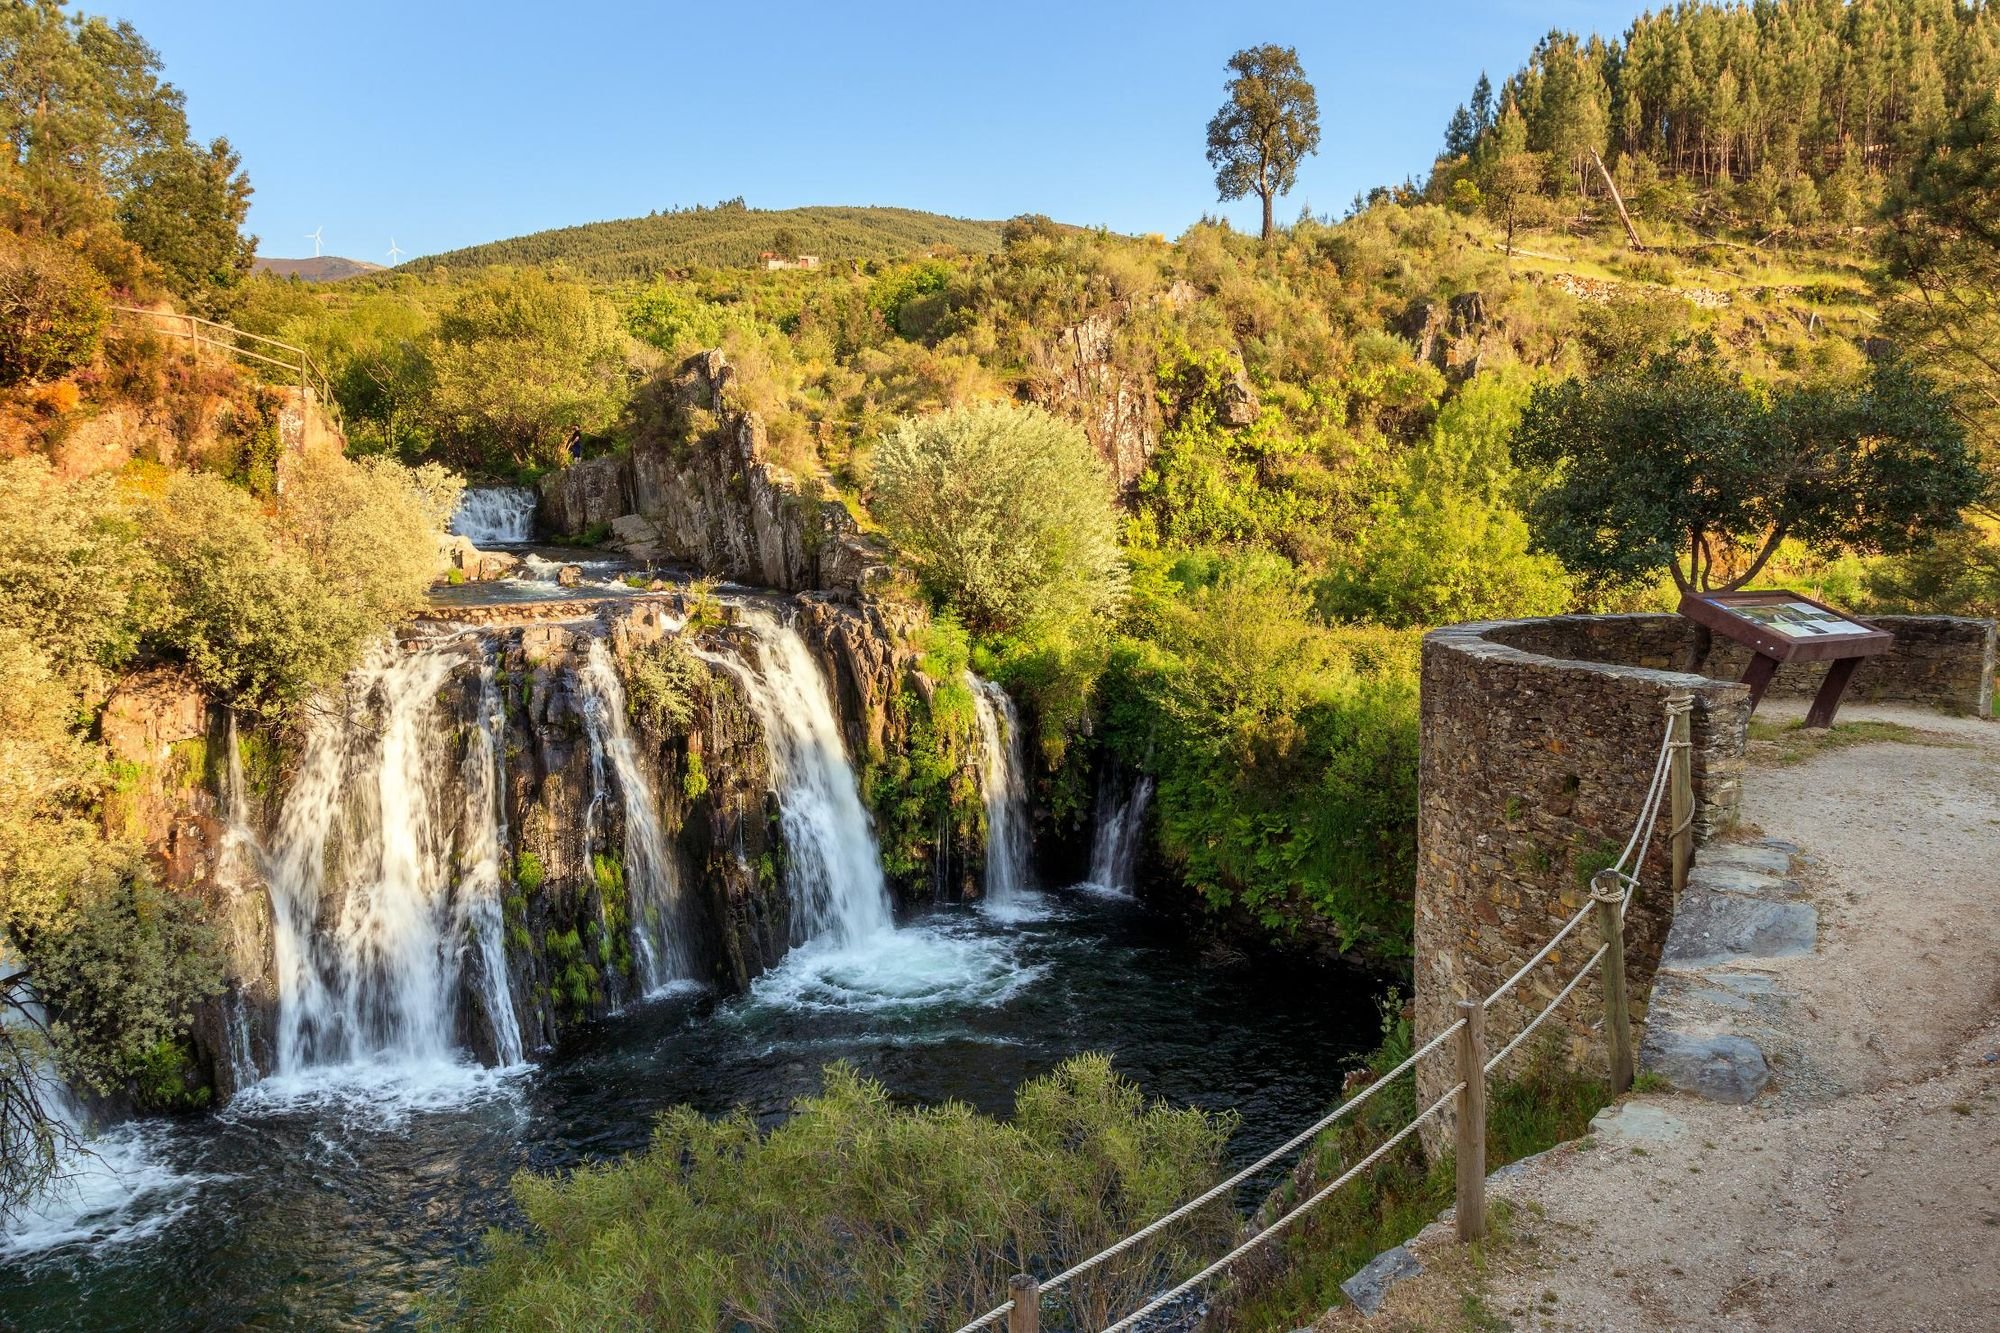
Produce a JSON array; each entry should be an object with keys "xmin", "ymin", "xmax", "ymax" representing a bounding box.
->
[
  {"xmin": 449, "ymin": 486, "xmax": 537, "ymax": 544},
  {"xmin": 456, "ymin": 666, "xmax": 525, "ymax": 1062},
  {"xmin": 1087, "ymin": 772, "xmax": 1154, "ymax": 896},
  {"xmin": 215, "ymin": 714, "xmax": 264, "ymax": 1091},
  {"xmin": 263, "ymin": 639, "xmax": 516, "ymax": 1075},
  {"xmin": 704, "ymin": 607, "xmax": 891, "ymax": 946},
  {"xmin": 968, "ymin": 675, "xmax": 1031, "ymax": 903},
  {"xmin": 575, "ymin": 639, "xmax": 692, "ymax": 993}
]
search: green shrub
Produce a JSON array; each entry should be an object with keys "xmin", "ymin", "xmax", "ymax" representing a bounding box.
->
[
  {"xmin": 446, "ymin": 1055, "xmax": 1236, "ymax": 1331},
  {"xmin": 513, "ymin": 852, "xmax": 547, "ymax": 895},
  {"xmin": 872, "ymin": 401, "xmax": 1128, "ymax": 635},
  {"xmin": 622, "ymin": 636, "xmax": 703, "ymax": 734},
  {"xmin": 0, "ymin": 232, "xmax": 109, "ymax": 388}
]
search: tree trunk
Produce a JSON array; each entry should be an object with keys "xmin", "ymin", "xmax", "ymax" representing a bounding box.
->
[
  {"xmin": 1260, "ymin": 189, "xmax": 1274, "ymax": 241},
  {"xmin": 1590, "ymin": 149, "xmax": 1645, "ymax": 251}
]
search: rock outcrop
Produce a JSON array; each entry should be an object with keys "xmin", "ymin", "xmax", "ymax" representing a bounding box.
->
[{"xmin": 539, "ymin": 351, "xmax": 886, "ymax": 592}]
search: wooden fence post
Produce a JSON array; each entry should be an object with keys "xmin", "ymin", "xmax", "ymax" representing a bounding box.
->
[
  {"xmin": 1453, "ymin": 998, "xmax": 1486, "ymax": 1242},
  {"xmin": 1668, "ymin": 693, "xmax": 1694, "ymax": 903},
  {"xmin": 1006, "ymin": 1273, "xmax": 1039, "ymax": 1333},
  {"xmin": 1592, "ymin": 869, "xmax": 1634, "ymax": 1095}
]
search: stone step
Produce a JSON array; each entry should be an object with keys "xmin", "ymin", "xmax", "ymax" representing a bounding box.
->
[
  {"xmin": 1639, "ymin": 1030, "xmax": 1772, "ymax": 1104},
  {"xmin": 1659, "ymin": 891, "xmax": 1818, "ymax": 968}
]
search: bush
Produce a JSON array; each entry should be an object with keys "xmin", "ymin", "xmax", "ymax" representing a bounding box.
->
[
  {"xmin": 872, "ymin": 401, "xmax": 1127, "ymax": 634},
  {"xmin": 0, "ymin": 457, "xmax": 146, "ymax": 685},
  {"xmin": 0, "ymin": 232, "xmax": 109, "ymax": 388},
  {"xmin": 621, "ymin": 636, "xmax": 704, "ymax": 734},
  {"xmin": 446, "ymin": 1055, "xmax": 1236, "ymax": 1331}
]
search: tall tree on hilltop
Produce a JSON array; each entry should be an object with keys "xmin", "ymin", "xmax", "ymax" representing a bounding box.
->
[{"xmin": 1205, "ymin": 44, "xmax": 1320, "ymax": 241}]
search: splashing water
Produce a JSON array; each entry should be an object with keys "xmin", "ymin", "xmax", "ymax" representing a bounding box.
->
[
  {"xmin": 968, "ymin": 674, "xmax": 1032, "ymax": 904},
  {"xmin": 576, "ymin": 639, "xmax": 693, "ymax": 993},
  {"xmin": 215, "ymin": 713, "xmax": 266, "ymax": 1091},
  {"xmin": 704, "ymin": 607, "xmax": 893, "ymax": 948},
  {"xmin": 262, "ymin": 639, "xmax": 519, "ymax": 1083},
  {"xmin": 448, "ymin": 487, "xmax": 537, "ymax": 544},
  {"xmin": 457, "ymin": 666, "xmax": 525, "ymax": 1063},
  {"xmin": 1086, "ymin": 772, "xmax": 1155, "ymax": 897}
]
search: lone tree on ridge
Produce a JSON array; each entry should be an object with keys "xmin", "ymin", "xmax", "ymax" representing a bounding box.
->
[{"xmin": 1206, "ymin": 45, "xmax": 1320, "ymax": 241}]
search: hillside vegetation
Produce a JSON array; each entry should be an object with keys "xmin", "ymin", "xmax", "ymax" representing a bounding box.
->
[{"xmin": 405, "ymin": 202, "xmax": 1007, "ymax": 280}]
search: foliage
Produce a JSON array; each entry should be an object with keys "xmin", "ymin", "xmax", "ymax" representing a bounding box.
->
[
  {"xmin": 1431, "ymin": 0, "xmax": 2000, "ymax": 234},
  {"xmin": 621, "ymin": 635, "xmax": 703, "ymax": 735},
  {"xmin": 0, "ymin": 456, "xmax": 145, "ymax": 685},
  {"xmin": 406, "ymin": 204, "xmax": 1003, "ymax": 283},
  {"xmin": 1100, "ymin": 553, "xmax": 1421, "ymax": 952},
  {"xmin": 420, "ymin": 268, "xmax": 633, "ymax": 469},
  {"xmin": 446, "ymin": 1055, "xmax": 1236, "ymax": 1332},
  {"xmin": 1206, "ymin": 44, "xmax": 1320, "ymax": 240},
  {"xmin": 0, "ymin": 229, "xmax": 107, "ymax": 387},
  {"xmin": 0, "ymin": 0, "xmax": 253, "ymax": 305},
  {"xmin": 872, "ymin": 401, "xmax": 1127, "ymax": 634},
  {"xmin": 142, "ymin": 451, "xmax": 449, "ymax": 712},
  {"xmin": 1513, "ymin": 340, "xmax": 1983, "ymax": 596},
  {"xmin": 114, "ymin": 136, "xmax": 254, "ymax": 309}
]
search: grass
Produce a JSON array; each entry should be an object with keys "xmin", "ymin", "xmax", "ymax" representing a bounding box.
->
[
  {"xmin": 1745, "ymin": 716, "xmax": 1956, "ymax": 765},
  {"xmin": 1225, "ymin": 1014, "xmax": 1611, "ymax": 1330}
]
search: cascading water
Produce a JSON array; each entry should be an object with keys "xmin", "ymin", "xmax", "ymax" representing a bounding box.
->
[
  {"xmin": 1086, "ymin": 771, "xmax": 1155, "ymax": 896},
  {"xmin": 449, "ymin": 486, "xmax": 537, "ymax": 544},
  {"xmin": 968, "ymin": 675, "xmax": 1032, "ymax": 903},
  {"xmin": 456, "ymin": 666, "xmax": 525, "ymax": 1063},
  {"xmin": 575, "ymin": 639, "xmax": 692, "ymax": 993},
  {"xmin": 262, "ymin": 639, "xmax": 518, "ymax": 1078},
  {"xmin": 703, "ymin": 607, "xmax": 892, "ymax": 947},
  {"xmin": 215, "ymin": 714, "xmax": 264, "ymax": 1090}
]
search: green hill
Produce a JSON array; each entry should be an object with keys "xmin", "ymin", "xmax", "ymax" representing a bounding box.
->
[{"xmin": 406, "ymin": 204, "xmax": 1007, "ymax": 280}]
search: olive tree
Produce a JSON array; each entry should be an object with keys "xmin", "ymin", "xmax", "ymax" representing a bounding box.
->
[
  {"xmin": 1206, "ymin": 45, "xmax": 1320, "ymax": 242},
  {"xmin": 1511, "ymin": 340, "xmax": 1984, "ymax": 597},
  {"xmin": 871, "ymin": 401, "xmax": 1126, "ymax": 633}
]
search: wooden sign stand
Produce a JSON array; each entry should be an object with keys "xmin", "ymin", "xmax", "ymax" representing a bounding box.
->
[{"xmin": 1677, "ymin": 589, "xmax": 1893, "ymax": 728}]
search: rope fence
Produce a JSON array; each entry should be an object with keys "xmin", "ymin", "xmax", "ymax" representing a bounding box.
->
[{"xmin": 962, "ymin": 691, "xmax": 1698, "ymax": 1333}]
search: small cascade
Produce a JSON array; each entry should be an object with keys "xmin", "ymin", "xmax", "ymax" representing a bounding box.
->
[
  {"xmin": 215, "ymin": 713, "xmax": 265, "ymax": 1090},
  {"xmin": 1087, "ymin": 771, "xmax": 1155, "ymax": 896},
  {"xmin": 264, "ymin": 639, "xmax": 512, "ymax": 1075},
  {"xmin": 456, "ymin": 666, "xmax": 525, "ymax": 1062},
  {"xmin": 705, "ymin": 607, "xmax": 891, "ymax": 946},
  {"xmin": 968, "ymin": 675, "xmax": 1032, "ymax": 903},
  {"xmin": 576, "ymin": 638, "xmax": 692, "ymax": 993},
  {"xmin": 449, "ymin": 486, "xmax": 537, "ymax": 544}
]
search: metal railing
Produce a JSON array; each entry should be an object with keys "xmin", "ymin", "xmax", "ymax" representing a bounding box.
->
[
  {"xmin": 965, "ymin": 692, "xmax": 1697, "ymax": 1333},
  {"xmin": 108, "ymin": 305, "xmax": 340, "ymax": 425}
]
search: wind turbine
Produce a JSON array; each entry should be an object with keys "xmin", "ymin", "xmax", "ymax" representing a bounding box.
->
[
  {"xmin": 386, "ymin": 237, "xmax": 404, "ymax": 265},
  {"xmin": 305, "ymin": 225, "xmax": 325, "ymax": 257}
]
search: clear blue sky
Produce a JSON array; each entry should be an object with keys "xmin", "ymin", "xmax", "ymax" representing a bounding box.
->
[{"xmin": 100, "ymin": 1, "xmax": 1633, "ymax": 262}]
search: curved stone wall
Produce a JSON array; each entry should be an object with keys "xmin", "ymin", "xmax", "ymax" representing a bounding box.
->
[
  {"xmin": 1413, "ymin": 609, "xmax": 1994, "ymax": 1150},
  {"xmin": 1413, "ymin": 617, "xmax": 1753, "ymax": 1145}
]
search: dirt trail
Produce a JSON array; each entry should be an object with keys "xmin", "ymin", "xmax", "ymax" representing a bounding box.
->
[{"xmin": 1318, "ymin": 704, "xmax": 2000, "ymax": 1332}]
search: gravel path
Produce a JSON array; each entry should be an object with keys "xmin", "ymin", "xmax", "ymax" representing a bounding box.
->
[{"xmin": 1318, "ymin": 705, "xmax": 2000, "ymax": 1332}]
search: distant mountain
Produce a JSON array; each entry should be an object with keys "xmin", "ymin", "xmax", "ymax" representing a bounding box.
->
[
  {"xmin": 405, "ymin": 205, "xmax": 1007, "ymax": 281},
  {"xmin": 253, "ymin": 255, "xmax": 386, "ymax": 281}
]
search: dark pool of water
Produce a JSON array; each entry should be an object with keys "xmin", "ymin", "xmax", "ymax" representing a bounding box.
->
[{"xmin": 0, "ymin": 890, "xmax": 1380, "ymax": 1331}]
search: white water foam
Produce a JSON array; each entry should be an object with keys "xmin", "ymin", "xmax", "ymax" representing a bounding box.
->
[
  {"xmin": 264, "ymin": 639, "xmax": 521, "ymax": 1082},
  {"xmin": 703, "ymin": 607, "xmax": 893, "ymax": 947},
  {"xmin": 745, "ymin": 918, "xmax": 1043, "ymax": 1016},
  {"xmin": 1084, "ymin": 772, "xmax": 1154, "ymax": 897},
  {"xmin": 449, "ymin": 487, "xmax": 537, "ymax": 544},
  {"xmin": 968, "ymin": 675, "xmax": 1034, "ymax": 908},
  {"xmin": 577, "ymin": 638, "xmax": 693, "ymax": 993},
  {"xmin": 0, "ymin": 1120, "xmax": 209, "ymax": 1259}
]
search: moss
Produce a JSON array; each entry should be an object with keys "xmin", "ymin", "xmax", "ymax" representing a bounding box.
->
[
  {"xmin": 514, "ymin": 852, "xmax": 547, "ymax": 895},
  {"xmin": 1570, "ymin": 836, "xmax": 1623, "ymax": 890},
  {"xmin": 681, "ymin": 749, "xmax": 708, "ymax": 801},
  {"xmin": 165, "ymin": 737, "xmax": 208, "ymax": 791},
  {"xmin": 131, "ymin": 1037, "xmax": 211, "ymax": 1113},
  {"xmin": 446, "ymin": 567, "xmax": 466, "ymax": 585}
]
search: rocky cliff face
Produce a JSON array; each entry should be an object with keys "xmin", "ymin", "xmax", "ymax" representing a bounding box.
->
[
  {"xmin": 539, "ymin": 352, "xmax": 885, "ymax": 592},
  {"xmin": 122, "ymin": 585, "xmax": 984, "ymax": 1100}
]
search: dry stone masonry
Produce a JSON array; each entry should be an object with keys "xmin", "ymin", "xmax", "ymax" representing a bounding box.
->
[{"xmin": 1414, "ymin": 611, "xmax": 1996, "ymax": 1148}]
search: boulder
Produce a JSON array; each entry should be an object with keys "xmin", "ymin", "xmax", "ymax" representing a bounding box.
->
[{"xmin": 1640, "ymin": 1031, "xmax": 1772, "ymax": 1104}]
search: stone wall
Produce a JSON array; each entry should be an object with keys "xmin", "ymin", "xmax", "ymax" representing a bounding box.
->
[
  {"xmin": 1490, "ymin": 612, "xmax": 1995, "ymax": 717},
  {"xmin": 1413, "ymin": 619, "xmax": 1753, "ymax": 1151},
  {"xmin": 1413, "ymin": 608, "xmax": 1994, "ymax": 1153}
]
